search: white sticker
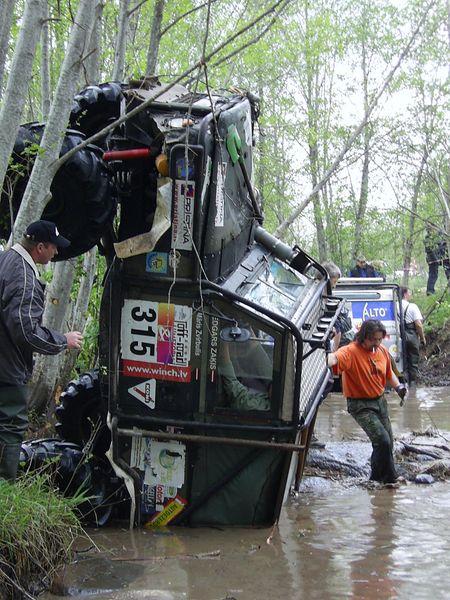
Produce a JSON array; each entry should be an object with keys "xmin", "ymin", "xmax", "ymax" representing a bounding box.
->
[
  {"xmin": 214, "ymin": 162, "xmax": 227, "ymax": 227},
  {"xmin": 121, "ymin": 300, "xmax": 192, "ymax": 382},
  {"xmin": 131, "ymin": 433, "xmax": 146, "ymax": 469},
  {"xmin": 128, "ymin": 379, "xmax": 156, "ymax": 409},
  {"xmin": 200, "ymin": 156, "xmax": 212, "ymax": 206},
  {"xmin": 171, "ymin": 179, "xmax": 195, "ymax": 250},
  {"xmin": 144, "ymin": 440, "xmax": 186, "ymax": 488},
  {"xmin": 243, "ymin": 109, "xmax": 252, "ymax": 147}
]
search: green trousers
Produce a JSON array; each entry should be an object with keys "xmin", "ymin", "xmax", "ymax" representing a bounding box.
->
[
  {"xmin": 0, "ymin": 385, "xmax": 29, "ymax": 481},
  {"xmin": 347, "ymin": 395, "xmax": 397, "ymax": 484}
]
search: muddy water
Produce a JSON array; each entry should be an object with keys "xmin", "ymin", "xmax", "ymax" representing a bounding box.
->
[{"xmin": 43, "ymin": 387, "xmax": 450, "ymax": 600}]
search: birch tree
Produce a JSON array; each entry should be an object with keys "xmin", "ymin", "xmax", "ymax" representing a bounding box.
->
[
  {"xmin": 11, "ymin": 0, "xmax": 97, "ymax": 243},
  {"xmin": 84, "ymin": 0, "xmax": 105, "ymax": 85},
  {"xmin": 0, "ymin": 0, "xmax": 46, "ymax": 201},
  {"xmin": 145, "ymin": 0, "xmax": 166, "ymax": 76},
  {"xmin": 112, "ymin": 0, "xmax": 131, "ymax": 81},
  {"xmin": 275, "ymin": 0, "xmax": 435, "ymax": 239},
  {"xmin": 0, "ymin": 0, "xmax": 15, "ymax": 99},
  {"xmin": 41, "ymin": 1, "xmax": 51, "ymax": 120},
  {"xmin": 29, "ymin": 260, "xmax": 76, "ymax": 413}
]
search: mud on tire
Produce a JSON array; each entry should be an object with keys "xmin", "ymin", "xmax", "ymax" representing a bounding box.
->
[{"xmin": 55, "ymin": 370, "xmax": 110, "ymax": 456}]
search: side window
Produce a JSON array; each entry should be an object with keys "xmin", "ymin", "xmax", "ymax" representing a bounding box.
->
[{"xmin": 216, "ymin": 323, "xmax": 274, "ymax": 412}]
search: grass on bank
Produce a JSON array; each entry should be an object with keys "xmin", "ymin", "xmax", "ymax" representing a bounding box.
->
[{"xmin": 0, "ymin": 473, "xmax": 84, "ymax": 599}]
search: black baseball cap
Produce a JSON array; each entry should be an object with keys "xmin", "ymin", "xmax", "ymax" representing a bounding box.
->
[{"xmin": 25, "ymin": 220, "xmax": 70, "ymax": 248}]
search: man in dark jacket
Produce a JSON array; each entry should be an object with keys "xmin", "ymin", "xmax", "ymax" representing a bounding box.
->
[
  {"xmin": 0, "ymin": 220, "xmax": 83, "ymax": 480},
  {"xmin": 424, "ymin": 226, "xmax": 450, "ymax": 295},
  {"xmin": 349, "ymin": 256, "xmax": 377, "ymax": 278}
]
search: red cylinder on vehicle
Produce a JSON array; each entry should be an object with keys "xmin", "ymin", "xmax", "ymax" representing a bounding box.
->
[{"xmin": 103, "ymin": 148, "xmax": 151, "ymax": 161}]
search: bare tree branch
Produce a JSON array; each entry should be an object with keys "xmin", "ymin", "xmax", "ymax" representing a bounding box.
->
[
  {"xmin": 50, "ymin": 0, "xmax": 291, "ymax": 174},
  {"xmin": 127, "ymin": 0, "xmax": 149, "ymax": 18},
  {"xmin": 274, "ymin": 0, "xmax": 437, "ymax": 238},
  {"xmin": 160, "ymin": 0, "xmax": 222, "ymax": 38}
]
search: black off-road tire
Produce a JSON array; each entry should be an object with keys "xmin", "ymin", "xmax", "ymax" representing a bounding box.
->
[
  {"xmin": 20, "ymin": 438, "xmax": 121, "ymax": 526},
  {"xmin": 0, "ymin": 124, "xmax": 117, "ymax": 259},
  {"xmin": 55, "ymin": 370, "xmax": 110, "ymax": 456},
  {"xmin": 69, "ymin": 82, "xmax": 124, "ymax": 142}
]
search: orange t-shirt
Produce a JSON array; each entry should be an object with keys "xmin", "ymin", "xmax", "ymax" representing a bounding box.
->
[{"xmin": 333, "ymin": 341, "xmax": 392, "ymax": 399}]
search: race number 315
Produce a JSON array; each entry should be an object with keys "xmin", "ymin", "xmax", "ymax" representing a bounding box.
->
[{"xmin": 121, "ymin": 300, "xmax": 158, "ymax": 362}]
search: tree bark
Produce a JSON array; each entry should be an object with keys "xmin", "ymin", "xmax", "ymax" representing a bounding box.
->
[
  {"xmin": 352, "ymin": 34, "xmax": 371, "ymax": 262},
  {"xmin": 0, "ymin": 0, "xmax": 15, "ymax": 99},
  {"xmin": 112, "ymin": 0, "xmax": 131, "ymax": 81},
  {"xmin": 0, "ymin": 0, "xmax": 45, "ymax": 203},
  {"xmin": 29, "ymin": 260, "xmax": 76, "ymax": 414},
  {"xmin": 402, "ymin": 149, "xmax": 427, "ymax": 287},
  {"xmin": 41, "ymin": 0, "xmax": 51, "ymax": 120},
  {"xmin": 145, "ymin": 0, "xmax": 166, "ymax": 77},
  {"xmin": 84, "ymin": 0, "xmax": 105, "ymax": 85},
  {"xmin": 10, "ymin": 0, "xmax": 97, "ymax": 245}
]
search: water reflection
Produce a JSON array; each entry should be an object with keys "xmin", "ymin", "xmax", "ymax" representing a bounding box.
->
[
  {"xmin": 42, "ymin": 387, "xmax": 450, "ymax": 600},
  {"xmin": 350, "ymin": 491, "xmax": 400, "ymax": 599}
]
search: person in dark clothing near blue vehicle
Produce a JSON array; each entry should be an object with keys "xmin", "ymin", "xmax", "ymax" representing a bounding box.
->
[
  {"xmin": 349, "ymin": 256, "xmax": 377, "ymax": 278},
  {"xmin": 0, "ymin": 220, "xmax": 83, "ymax": 481},
  {"xmin": 424, "ymin": 226, "xmax": 450, "ymax": 295}
]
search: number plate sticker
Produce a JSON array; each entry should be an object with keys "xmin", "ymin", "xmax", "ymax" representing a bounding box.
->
[{"xmin": 121, "ymin": 300, "xmax": 192, "ymax": 382}]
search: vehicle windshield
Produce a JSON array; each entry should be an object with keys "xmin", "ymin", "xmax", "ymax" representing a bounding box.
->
[{"xmin": 243, "ymin": 259, "xmax": 307, "ymax": 317}]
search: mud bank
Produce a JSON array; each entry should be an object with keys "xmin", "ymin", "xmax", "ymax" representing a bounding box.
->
[{"xmin": 420, "ymin": 324, "xmax": 450, "ymax": 386}]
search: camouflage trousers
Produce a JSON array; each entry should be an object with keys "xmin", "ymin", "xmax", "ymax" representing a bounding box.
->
[{"xmin": 347, "ymin": 394, "xmax": 397, "ymax": 484}]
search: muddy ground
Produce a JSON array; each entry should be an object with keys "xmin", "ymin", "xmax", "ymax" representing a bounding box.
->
[{"xmin": 40, "ymin": 386, "xmax": 450, "ymax": 600}]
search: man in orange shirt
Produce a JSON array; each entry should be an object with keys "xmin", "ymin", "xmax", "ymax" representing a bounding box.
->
[{"xmin": 327, "ymin": 319, "xmax": 407, "ymax": 484}]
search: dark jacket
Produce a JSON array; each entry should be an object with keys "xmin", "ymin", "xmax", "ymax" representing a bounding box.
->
[
  {"xmin": 424, "ymin": 232, "xmax": 448, "ymax": 264},
  {"xmin": 349, "ymin": 264, "xmax": 376, "ymax": 278},
  {"xmin": 0, "ymin": 244, "xmax": 67, "ymax": 385}
]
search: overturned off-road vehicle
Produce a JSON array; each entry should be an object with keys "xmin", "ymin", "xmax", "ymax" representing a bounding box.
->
[{"xmin": 8, "ymin": 79, "xmax": 344, "ymax": 527}]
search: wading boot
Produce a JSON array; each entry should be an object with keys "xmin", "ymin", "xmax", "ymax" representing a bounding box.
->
[{"xmin": 0, "ymin": 442, "xmax": 21, "ymax": 481}]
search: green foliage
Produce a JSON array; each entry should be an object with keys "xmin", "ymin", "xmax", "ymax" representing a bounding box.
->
[{"xmin": 0, "ymin": 472, "xmax": 83, "ymax": 598}]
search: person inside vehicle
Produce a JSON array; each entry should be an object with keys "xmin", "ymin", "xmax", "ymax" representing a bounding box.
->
[
  {"xmin": 218, "ymin": 337, "xmax": 271, "ymax": 411},
  {"xmin": 349, "ymin": 256, "xmax": 376, "ymax": 278},
  {"xmin": 0, "ymin": 220, "xmax": 83, "ymax": 481},
  {"xmin": 400, "ymin": 286, "xmax": 426, "ymax": 384},
  {"xmin": 424, "ymin": 225, "xmax": 450, "ymax": 295},
  {"xmin": 327, "ymin": 319, "xmax": 407, "ymax": 485}
]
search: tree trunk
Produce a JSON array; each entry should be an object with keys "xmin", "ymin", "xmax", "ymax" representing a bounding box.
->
[
  {"xmin": 112, "ymin": 0, "xmax": 131, "ymax": 81},
  {"xmin": 29, "ymin": 260, "xmax": 76, "ymax": 414},
  {"xmin": 353, "ymin": 127, "xmax": 370, "ymax": 261},
  {"xmin": 402, "ymin": 149, "xmax": 427, "ymax": 287},
  {"xmin": 84, "ymin": 0, "xmax": 105, "ymax": 85},
  {"xmin": 145, "ymin": 0, "xmax": 166, "ymax": 77},
  {"xmin": 0, "ymin": 0, "xmax": 45, "ymax": 202},
  {"xmin": 0, "ymin": 0, "xmax": 15, "ymax": 99},
  {"xmin": 41, "ymin": 0, "xmax": 51, "ymax": 120},
  {"xmin": 47, "ymin": 249, "xmax": 98, "ymax": 418},
  {"xmin": 10, "ymin": 0, "xmax": 97, "ymax": 245},
  {"xmin": 352, "ymin": 36, "xmax": 370, "ymax": 262},
  {"xmin": 310, "ymin": 142, "xmax": 327, "ymax": 261}
]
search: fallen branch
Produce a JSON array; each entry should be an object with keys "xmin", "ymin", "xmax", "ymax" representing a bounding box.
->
[
  {"xmin": 111, "ymin": 549, "xmax": 221, "ymax": 562},
  {"xmin": 400, "ymin": 441, "xmax": 442, "ymax": 459}
]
